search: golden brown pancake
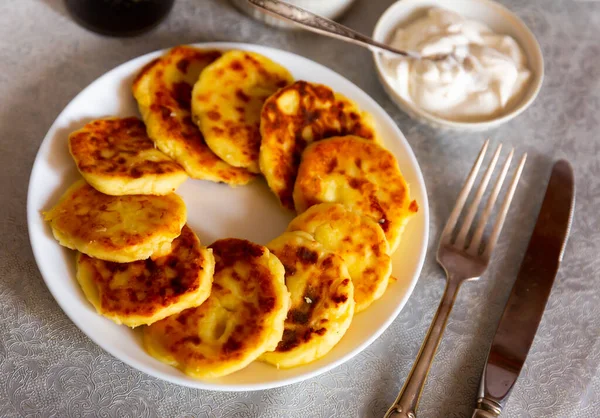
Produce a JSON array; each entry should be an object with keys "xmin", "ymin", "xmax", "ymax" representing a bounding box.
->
[
  {"xmin": 43, "ymin": 180, "xmax": 186, "ymax": 262},
  {"xmin": 132, "ymin": 45, "xmax": 255, "ymax": 185},
  {"xmin": 260, "ymin": 231, "xmax": 354, "ymax": 368},
  {"xmin": 287, "ymin": 203, "xmax": 392, "ymax": 312},
  {"xmin": 143, "ymin": 238, "xmax": 290, "ymax": 379},
  {"xmin": 76, "ymin": 225, "xmax": 214, "ymax": 328},
  {"xmin": 192, "ymin": 50, "xmax": 293, "ymax": 173},
  {"xmin": 293, "ymin": 136, "xmax": 418, "ymax": 252},
  {"xmin": 259, "ymin": 81, "xmax": 378, "ymax": 209},
  {"xmin": 69, "ymin": 117, "xmax": 188, "ymax": 195}
]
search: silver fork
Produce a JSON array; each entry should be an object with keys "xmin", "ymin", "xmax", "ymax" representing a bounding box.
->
[{"xmin": 384, "ymin": 140, "xmax": 527, "ymax": 418}]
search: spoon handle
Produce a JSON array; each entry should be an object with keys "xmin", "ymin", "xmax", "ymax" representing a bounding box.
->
[{"xmin": 245, "ymin": 0, "xmax": 417, "ymax": 58}]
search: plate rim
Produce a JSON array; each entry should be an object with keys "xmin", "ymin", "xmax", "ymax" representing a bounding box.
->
[{"xmin": 26, "ymin": 41, "xmax": 430, "ymax": 391}]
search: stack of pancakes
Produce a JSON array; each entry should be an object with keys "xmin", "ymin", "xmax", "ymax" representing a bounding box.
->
[{"xmin": 43, "ymin": 46, "xmax": 418, "ymax": 378}]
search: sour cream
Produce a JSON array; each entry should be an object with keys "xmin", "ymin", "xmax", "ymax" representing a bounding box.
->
[{"xmin": 382, "ymin": 8, "xmax": 531, "ymax": 122}]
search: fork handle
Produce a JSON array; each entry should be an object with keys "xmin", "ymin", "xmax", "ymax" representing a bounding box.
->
[{"xmin": 384, "ymin": 279, "xmax": 463, "ymax": 418}]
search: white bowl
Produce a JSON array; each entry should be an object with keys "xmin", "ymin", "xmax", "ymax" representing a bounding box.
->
[{"xmin": 372, "ymin": 0, "xmax": 544, "ymax": 131}]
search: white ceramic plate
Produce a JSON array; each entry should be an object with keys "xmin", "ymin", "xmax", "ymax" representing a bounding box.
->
[{"xmin": 27, "ymin": 42, "xmax": 429, "ymax": 391}]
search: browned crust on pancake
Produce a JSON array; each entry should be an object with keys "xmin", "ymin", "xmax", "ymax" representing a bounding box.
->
[
  {"xmin": 286, "ymin": 203, "xmax": 392, "ymax": 312},
  {"xmin": 294, "ymin": 136, "xmax": 418, "ymax": 250},
  {"xmin": 145, "ymin": 238, "xmax": 284, "ymax": 367},
  {"xmin": 78, "ymin": 225, "xmax": 206, "ymax": 317},
  {"xmin": 192, "ymin": 51, "xmax": 293, "ymax": 172},
  {"xmin": 210, "ymin": 239, "xmax": 280, "ymax": 317},
  {"xmin": 69, "ymin": 117, "xmax": 184, "ymax": 179},
  {"xmin": 44, "ymin": 181, "xmax": 185, "ymax": 256},
  {"xmin": 133, "ymin": 58, "xmax": 161, "ymax": 90},
  {"xmin": 268, "ymin": 237, "xmax": 352, "ymax": 353},
  {"xmin": 260, "ymin": 81, "xmax": 377, "ymax": 209},
  {"xmin": 133, "ymin": 46, "xmax": 256, "ymax": 185}
]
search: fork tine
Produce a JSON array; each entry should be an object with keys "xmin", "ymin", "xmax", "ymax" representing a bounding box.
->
[
  {"xmin": 481, "ymin": 153, "xmax": 527, "ymax": 258},
  {"xmin": 455, "ymin": 144, "xmax": 502, "ymax": 248},
  {"xmin": 470, "ymin": 149, "xmax": 515, "ymax": 253},
  {"xmin": 441, "ymin": 139, "xmax": 489, "ymax": 244}
]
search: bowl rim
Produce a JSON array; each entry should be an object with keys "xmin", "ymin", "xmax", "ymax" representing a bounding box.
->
[{"xmin": 372, "ymin": 0, "xmax": 545, "ymax": 130}]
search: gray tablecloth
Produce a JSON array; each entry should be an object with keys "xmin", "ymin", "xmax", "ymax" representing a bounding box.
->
[{"xmin": 1, "ymin": 0, "xmax": 599, "ymax": 417}]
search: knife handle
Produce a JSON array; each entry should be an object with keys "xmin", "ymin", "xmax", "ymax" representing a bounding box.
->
[
  {"xmin": 472, "ymin": 409, "xmax": 498, "ymax": 418},
  {"xmin": 472, "ymin": 398, "xmax": 501, "ymax": 418}
]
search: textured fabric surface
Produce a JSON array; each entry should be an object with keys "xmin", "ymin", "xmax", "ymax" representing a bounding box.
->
[{"xmin": 1, "ymin": 0, "xmax": 599, "ymax": 417}]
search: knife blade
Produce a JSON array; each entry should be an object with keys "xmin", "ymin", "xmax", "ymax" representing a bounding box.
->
[{"xmin": 473, "ymin": 160, "xmax": 575, "ymax": 418}]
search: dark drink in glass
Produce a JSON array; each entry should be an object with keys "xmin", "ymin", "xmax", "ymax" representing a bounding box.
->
[{"xmin": 65, "ymin": 0, "xmax": 175, "ymax": 37}]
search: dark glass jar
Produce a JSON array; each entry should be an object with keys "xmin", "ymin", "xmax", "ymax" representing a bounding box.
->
[{"xmin": 65, "ymin": 0, "xmax": 175, "ymax": 37}]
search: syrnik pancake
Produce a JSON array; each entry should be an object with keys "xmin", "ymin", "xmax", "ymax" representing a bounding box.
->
[
  {"xmin": 287, "ymin": 203, "xmax": 392, "ymax": 312},
  {"xmin": 261, "ymin": 231, "xmax": 354, "ymax": 369},
  {"xmin": 293, "ymin": 136, "xmax": 418, "ymax": 252},
  {"xmin": 76, "ymin": 225, "xmax": 214, "ymax": 328},
  {"xmin": 44, "ymin": 180, "xmax": 186, "ymax": 263},
  {"xmin": 133, "ymin": 45, "xmax": 255, "ymax": 185},
  {"xmin": 259, "ymin": 81, "xmax": 378, "ymax": 210},
  {"xmin": 192, "ymin": 50, "xmax": 293, "ymax": 173},
  {"xmin": 69, "ymin": 117, "xmax": 188, "ymax": 196},
  {"xmin": 143, "ymin": 238, "xmax": 290, "ymax": 379}
]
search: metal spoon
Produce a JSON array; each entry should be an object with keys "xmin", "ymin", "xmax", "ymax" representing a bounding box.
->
[{"xmin": 245, "ymin": 0, "xmax": 443, "ymax": 60}]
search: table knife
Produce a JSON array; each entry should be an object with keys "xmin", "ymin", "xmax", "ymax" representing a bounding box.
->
[{"xmin": 473, "ymin": 160, "xmax": 575, "ymax": 417}]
